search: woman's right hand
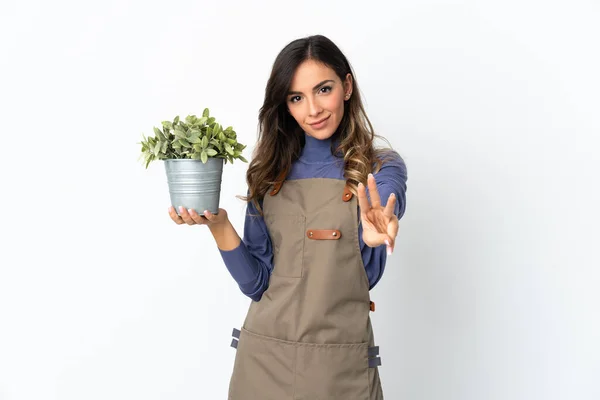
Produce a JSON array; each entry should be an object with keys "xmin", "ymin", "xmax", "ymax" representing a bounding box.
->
[{"xmin": 168, "ymin": 206, "xmax": 228, "ymax": 227}]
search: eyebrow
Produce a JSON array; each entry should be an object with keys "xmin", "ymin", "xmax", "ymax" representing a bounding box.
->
[{"xmin": 287, "ymin": 79, "xmax": 335, "ymax": 96}]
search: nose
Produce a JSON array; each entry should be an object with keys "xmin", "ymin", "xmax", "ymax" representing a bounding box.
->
[{"xmin": 307, "ymin": 97, "xmax": 323, "ymax": 117}]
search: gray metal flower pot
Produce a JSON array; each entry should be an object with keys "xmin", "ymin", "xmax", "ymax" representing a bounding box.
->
[{"xmin": 164, "ymin": 158, "xmax": 224, "ymax": 215}]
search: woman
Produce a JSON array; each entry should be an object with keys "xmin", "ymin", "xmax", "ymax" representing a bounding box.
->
[{"xmin": 169, "ymin": 35, "xmax": 407, "ymax": 399}]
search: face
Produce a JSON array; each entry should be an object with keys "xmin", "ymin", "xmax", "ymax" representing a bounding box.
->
[{"xmin": 286, "ymin": 59, "xmax": 353, "ymax": 140}]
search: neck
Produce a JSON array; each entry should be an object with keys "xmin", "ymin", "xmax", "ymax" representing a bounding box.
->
[{"xmin": 299, "ymin": 132, "xmax": 338, "ymax": 163}]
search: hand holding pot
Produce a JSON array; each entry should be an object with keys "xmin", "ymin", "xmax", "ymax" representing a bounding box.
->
[{"xmin": 168, "ymin": 206, "xmax": 228, "ymax": 226}]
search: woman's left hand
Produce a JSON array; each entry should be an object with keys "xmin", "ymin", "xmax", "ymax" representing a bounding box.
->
[{"xmin": 357, "ymin": 173, "xmax": 398, "ymax": 255}]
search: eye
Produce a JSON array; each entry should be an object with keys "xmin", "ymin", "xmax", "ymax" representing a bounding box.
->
[
  {"xmin": 289, "ymin": 95, "xmax": 301, "ymax": 103},
  {"xmin": 319, "ymin": 85, "xmax": 332, "ymax": 94}
]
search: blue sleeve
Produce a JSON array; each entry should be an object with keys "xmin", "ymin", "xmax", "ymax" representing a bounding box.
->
[
  {"xmin": 218, "ymin": 199, "xmax": 273, "ymax": 301},
  {"xmin": 361, "ymin": 151, "xmax": 408, "ymax": 289}
]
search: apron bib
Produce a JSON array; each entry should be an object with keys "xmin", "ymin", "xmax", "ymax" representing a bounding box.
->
[{"xmin": 228, "ymin": 178, "xmax": 384, "ymax": 399}]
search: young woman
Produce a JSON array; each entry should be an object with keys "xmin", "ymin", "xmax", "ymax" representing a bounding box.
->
[{"xmin": 168, "ymin": 35, "xmax": 407, "ymax": 400}]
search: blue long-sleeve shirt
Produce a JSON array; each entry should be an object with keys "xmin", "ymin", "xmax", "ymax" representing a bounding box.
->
[{"xmin": 219, "ymin": 133, "xmax": 408, "ymax": 301}]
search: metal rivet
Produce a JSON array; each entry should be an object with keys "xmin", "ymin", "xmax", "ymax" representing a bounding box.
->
[
  {"xmin": 309, "ymin": 232, "xmax": 313, "ymax": 237},
  {"xmin": 332, "ymin": 231, "xmax": 337, "ymax": 236},
  {"xmin": 345, "ymin": 193, "xmax": 350, "ymax": 197}
]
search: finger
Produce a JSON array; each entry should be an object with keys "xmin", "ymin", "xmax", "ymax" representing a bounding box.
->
[
  {"xmin": 383, "ymin": 193, "xmax": 396, "ymax": 218},
  {"xmin": 387, "ymin": 218, "xmax": 399, "ymax": 251},
  {"xmin": 188, "ymin": 208, "xmax": 207, "ymax": 224},
  {"xmin": 381, "ymin": 237, "xmax": 393, "ymax": 256},
  {"xmin": 178, "ymin": 206, "xmax": 196, "ymax": 225},
  {"xmin": 168, "ymin": 206, "xmax": 184, "ymax": 225},
  {"xmin": 203, "ymin": 209, "xmax": 217, "ymax": 222},
  {"xmin": 357, "ymin": 182, "xmax": 371, "ymax": 217},
  {"xmin": 367, "ymin": 173, "xmax": 381, "ymax": 208},
  {"xmin": 372, "ymin": 232, "xmax": 392, "ymax": 248}
]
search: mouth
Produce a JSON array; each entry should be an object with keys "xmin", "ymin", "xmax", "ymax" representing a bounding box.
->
[{"xmin": 308, "ymin": 115, "xmax": 330, "ymax": 126}]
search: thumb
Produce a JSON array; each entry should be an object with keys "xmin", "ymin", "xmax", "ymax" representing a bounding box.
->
[
  {"xmin": 373, "ymin": 232, "xmax": 392, "ymax": 249},
  {"xmin": 387, "ymin": 219, "xmax": 398, "ymax": 249},
  {"xmin": 383, "ymin": 235, "xmax": 394, "ymax": 255}
]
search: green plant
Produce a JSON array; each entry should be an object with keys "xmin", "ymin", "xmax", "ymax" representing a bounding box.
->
[{"xmin": 138, "ymin": 108, "xmax": 247, "ymax": 168}]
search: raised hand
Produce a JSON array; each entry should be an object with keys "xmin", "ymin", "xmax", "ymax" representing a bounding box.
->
[{"xmin": 357, "ymin": 173, "xmax": 398, "ymax": 255}]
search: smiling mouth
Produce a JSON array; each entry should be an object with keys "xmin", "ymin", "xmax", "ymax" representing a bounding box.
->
[{"xmin": 308, "ymin": 116, "xmax": 330, "ymax": 126}]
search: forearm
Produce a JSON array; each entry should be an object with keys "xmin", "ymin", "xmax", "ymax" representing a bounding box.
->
[
  {"xmin": 208, "ymin": 219, "xmax": 241, "ymax": 251},
  {"xmin": 219, "ymin": 243, "xmax": 270, "ymax": 301}
]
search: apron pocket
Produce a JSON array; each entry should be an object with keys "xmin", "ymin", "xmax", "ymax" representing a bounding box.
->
[
  {"xmin": 264, "ymin": 213, "xmax": 306, "ymax": 278},
  {"xmin": 294, "ymin": 341, "xmax": 370, "ymax": 400},
  {"xmin": 228, "ymin": 328, "xmax": 296, "ymax": 400}
]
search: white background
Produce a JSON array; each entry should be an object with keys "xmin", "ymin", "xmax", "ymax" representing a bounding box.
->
[{"xmin": 1, "ymin": 0, "xmax": 598, "ymax": 399}]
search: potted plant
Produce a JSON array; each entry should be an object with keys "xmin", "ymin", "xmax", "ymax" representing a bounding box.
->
[{"xmin": 138, "ymin": 108, "xmax": 247, "ymax": 215}]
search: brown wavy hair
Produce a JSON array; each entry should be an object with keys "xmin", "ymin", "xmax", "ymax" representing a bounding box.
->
[{"xmin": 244, "ymin": 35, "xmax": 396, "ymax": 214}]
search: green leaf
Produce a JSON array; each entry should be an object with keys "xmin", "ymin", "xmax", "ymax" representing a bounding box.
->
[
  {"xmin": 173, "ymin": 116, "xmax": 180, "ymax": 125},
  {"xmin": 211, "ymin": 140, "xmax": 222, "ymax": 151},
  {"xmin": 201, "ymin": 150, "xmax": 208, "ymax": 163},
  {"xmin": 178, "ymin": 139, "xmax": 191, "ymax": 147},
  {"xmin": 202, "ymin": 108, "xmax": 210, "ymax": 118},
  {"xmin": 188, "ymin": 136, "xmax": 201, "ymax": 144},
  {"xmin": 174, "ymin": 128, "xmax": 187, "ymax": 139},
  {"xmin": 206, "ymin": 148, "xmax": 217, "ymax": 156},
  {"xmin": 224, "ymin": 143, "xmax": 234, "ymax": 155},
  {"xmin": 193, "ymin": 144, "xmax": 203, "ymax": 152},
  {"xmin": 153, "ymin": 127, "xmax": 166, "ymax": 141},
  {"xmin": 238, "ymin": 155, "xmax": 248, "ymax": 163},
  {"xmin": 201, "ymin": 136, "xmax": 208, "ymax": 148}
]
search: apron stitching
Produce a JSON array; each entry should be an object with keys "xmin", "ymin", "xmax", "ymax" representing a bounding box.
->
[
  {"xmin": 367, "ymin": 356, "xmax": 372, "ymax": 399},
  {"xmin": 292, "ymin": 345, "xmax": 298, "ymax": 399},
  {"xmin": 241, "ymin": 327, "xmax": 369, "ymax": 347},
  {"xmin": 354, "ymin": 201, "xmax": 372, "ymax": 295}
]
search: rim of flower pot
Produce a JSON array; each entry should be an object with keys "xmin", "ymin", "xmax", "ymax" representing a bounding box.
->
[{"xmin": 163, "ymin": 158, "xmax": 224, "ymax": 162}]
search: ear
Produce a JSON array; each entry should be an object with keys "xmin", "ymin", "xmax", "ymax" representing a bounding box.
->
[{"xmin": 343, "ymin": 73, "xmax": 353, "ymax": 99}]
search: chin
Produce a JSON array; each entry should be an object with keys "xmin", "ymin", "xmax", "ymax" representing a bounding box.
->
[{"xmin": 306, "ymin": 129, "xmax": 336, "ymax": 140}]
